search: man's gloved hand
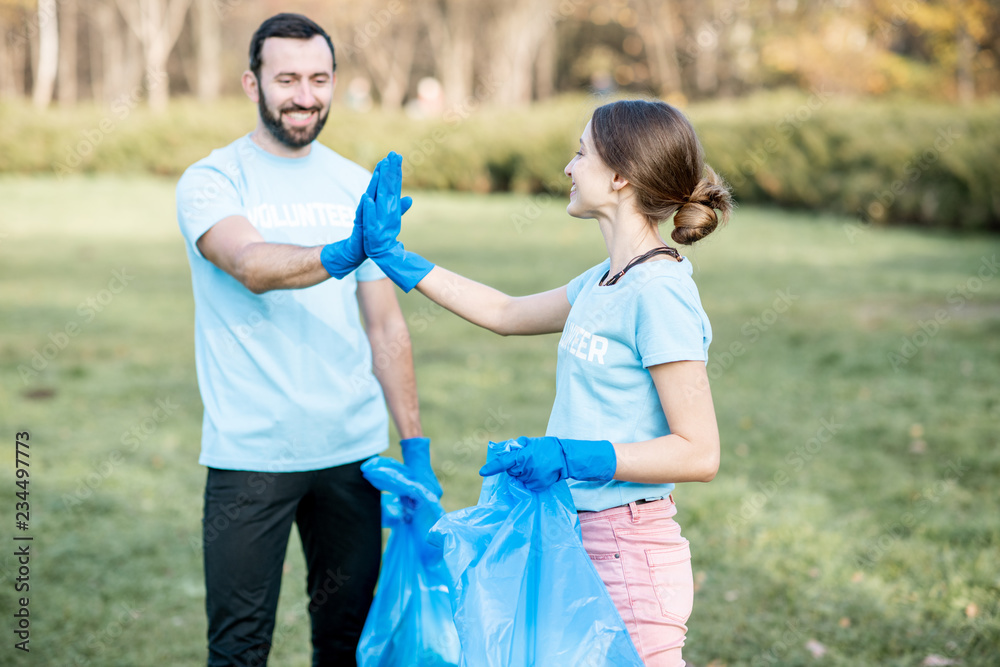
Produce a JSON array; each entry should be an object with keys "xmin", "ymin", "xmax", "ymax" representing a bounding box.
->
[
  {"xmin": 360, "ymin": 455, "xmax": 440, "ymax": 508},
  {"xmin": 400, "ymin": 437, "xmax": 443, "ymax": 499},
  {"xmin": 320, "ymin": 161, "xmax": 412, "ymax": 279},
  {"xmin": 361, "ymin": 151, "xmax": 434, "ymax": 292},
  {"xmin": 478, "ymin": 436, "xmax": 617, "ymax": 492}
]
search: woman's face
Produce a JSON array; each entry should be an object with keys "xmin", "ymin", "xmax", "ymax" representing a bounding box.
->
[{"xmin": 564, "ymin": 120, "xmax": 617, "ymax": 219}]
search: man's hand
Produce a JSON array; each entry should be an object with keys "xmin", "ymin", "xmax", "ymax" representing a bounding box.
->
[
  {"xmin": 478, "ymin": 436, "xmax": 617, "ymax": 492},
  {"xmin": 361, "ymin": 152, "xmax": 433, "ymax": 292},
  {"xmin": 361, "ymin": 455, "xmax": 440, "ymax": 507},
  {"xmin": 400, "ymin": 437, "xmax": 443, "ymax": 499}
]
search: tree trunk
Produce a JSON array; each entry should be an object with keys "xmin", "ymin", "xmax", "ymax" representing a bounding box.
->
[
  {"xmin": 194, "ymin": 0, "xmax": 220, "ymax": 101},
  {"xmin": 0, "ymin": 28, "xmax": 17, "ymax": 98},
  {"xmin": 32, "ymin": 0, "xmax": 59, "ymax": 108},
  {"xmin": 486, "ymin": 0, "xmax": 557, "ymax": 106},
  {"xmin": 115, "ymin": 0, "xmax": 193, "ymax": 111},
  {"xmin": 145, "ymin": 31, "xmax": 170, "ymax": 110},
  {"xmin": 123, "ymin": 11, "xmax": 144, "ymax": 97},
  {"xmin": 439, "ymin": 35, "xmax": 473, "ymax": 106},
  {"xmin": 956, "ymin": 23, "xmax": 975, "ymax": 104},
  {"xmin": 363, "ymin": 30, "xmax": 417, "ymax": 110},
  {"xmin": 9, "ymin": 17, "xmax": 29, "ymax": 97},
  {"xmin": 635, "ymin": 0, "xmax": 683, "ymax": 97},
  {"xmin": 58, "ymin": 0, "xmax": 78, "ymax": 105},
  {"xmin": 420, "ymin": 0, "xmax": 476, "ymax": 106},
  {"xmin": 534, "ymin": 22, "xmax": 556, "ymax": 101},
  {"xmin": 358, "ymin": 2, "xmax": 419, "ymax": 110},
  {"xmin": 93, "ymin": 1, "xmax": 126, "ymax": 103},
  {"xmin": 88, "ymin": 1, "xmax": 104, "ymax": 101},
  {"xmin": 715, "ymin": 5, "xmax": 734, "ymax": 98},
  {"xmin": 693, "ymin": 0, "xmax": 718, "ymax": 96}
]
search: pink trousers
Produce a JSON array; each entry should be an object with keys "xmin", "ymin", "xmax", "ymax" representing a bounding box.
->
[{"xmin": 579, "ymin": 497, "xmax": 693, "ymax": 667}]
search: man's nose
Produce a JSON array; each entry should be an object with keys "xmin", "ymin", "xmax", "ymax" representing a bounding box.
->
[{"xmin": 292, "ymin": 81, "xmax": 317, "ymax": 108}]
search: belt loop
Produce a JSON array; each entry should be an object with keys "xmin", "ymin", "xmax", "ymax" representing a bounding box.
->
[{"xmin": 628, "ymin": 501, "xmax": 639, "ymax": 522}]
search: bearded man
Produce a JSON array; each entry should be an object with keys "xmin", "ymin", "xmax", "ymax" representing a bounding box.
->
[{"xmin": 175, "ymin": 13, "xmax": 431, "ymax": 666}]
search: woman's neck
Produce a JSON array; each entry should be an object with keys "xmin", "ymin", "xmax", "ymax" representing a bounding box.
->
[{"xmin": 598, "ymin": 210, "xmax": 672, "ymax": 277}]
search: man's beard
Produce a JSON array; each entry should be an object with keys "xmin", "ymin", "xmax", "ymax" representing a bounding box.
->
[{"xmin": 258, "ymin": 87, "xmax": 329, "ymax": 149}]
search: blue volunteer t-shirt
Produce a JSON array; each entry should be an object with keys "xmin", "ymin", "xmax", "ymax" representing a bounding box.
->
[
  {"xmin": 546, "ymin": 257, "xmax": 712, "ymax": 512},
  {"xmin": 176, "ymin": 135, "xmax": 390, "ymax": 472}
]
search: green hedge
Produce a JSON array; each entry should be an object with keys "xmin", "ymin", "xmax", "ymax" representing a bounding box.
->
[
  {"xmin": 692, "ymin": 91, "xmax": 1000, "ymax": 231},
  {"xmin": 1, "ymin": 92, "xmax": 997, "ymax": 230}
]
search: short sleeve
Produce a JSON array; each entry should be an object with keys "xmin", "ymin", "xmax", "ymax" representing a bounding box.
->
[
  {"xmin": 634, "ymin": 276, "xmax": 709, "ymax": 367},
  {"xmin": 176, "ymin": 164, "xmax": 246, "ymax": 259}
]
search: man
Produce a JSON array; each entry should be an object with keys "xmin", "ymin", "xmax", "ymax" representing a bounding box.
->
[{"xmin": 176, "ymin": 13, "xmax": 432, "ymax": 666}]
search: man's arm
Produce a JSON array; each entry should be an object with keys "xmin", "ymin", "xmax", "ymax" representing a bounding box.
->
[
  {"xmin": 197, "ymin": 215, "xmax": 332, "ymax": 294},
  {"xmin": 357, "ymin": 278, "xmax": 423, "ymax": 439}
]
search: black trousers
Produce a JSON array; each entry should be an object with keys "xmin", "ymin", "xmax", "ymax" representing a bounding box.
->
[{"xmin": 203, "ymin": 461, "xmax": 382, "ymax": 667}]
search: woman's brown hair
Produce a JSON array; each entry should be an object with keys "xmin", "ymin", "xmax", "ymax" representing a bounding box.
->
[{"xmin": 590, "ymin": 100, "xmax": 733, "ymax": 245}]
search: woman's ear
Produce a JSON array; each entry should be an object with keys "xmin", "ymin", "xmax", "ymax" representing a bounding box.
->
[{"xmin": 611, "ymin": 172, "xmax": 630, "ymax": 192}]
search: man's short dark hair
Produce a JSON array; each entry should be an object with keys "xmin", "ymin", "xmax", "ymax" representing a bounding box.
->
[{"xmin": 249, "ymin": 13, "xmax": 336, "ymax": 79}]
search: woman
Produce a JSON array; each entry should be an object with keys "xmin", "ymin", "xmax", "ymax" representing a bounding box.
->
[{"xmin": 362, "ymin": 99, "xmax": 732, "ymax": 667}]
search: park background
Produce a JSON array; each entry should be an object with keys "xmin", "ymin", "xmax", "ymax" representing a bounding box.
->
[{"xmin": 1, "ymin": 0, "xmax": 999, "ymax": 664}]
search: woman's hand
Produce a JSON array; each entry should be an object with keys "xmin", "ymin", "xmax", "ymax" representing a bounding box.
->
[
  {"xmin": 479, "ymin": 436, "xmax": 617, "ymax": 491},
  {"xmin": 361, "ymin": 151, "xmax": 432, "ymax": 292}
]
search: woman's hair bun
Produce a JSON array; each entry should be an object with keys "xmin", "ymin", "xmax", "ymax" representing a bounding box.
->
[{"xmin": 671, "ymin": 166, "xmax": 733, "ymax": 246}]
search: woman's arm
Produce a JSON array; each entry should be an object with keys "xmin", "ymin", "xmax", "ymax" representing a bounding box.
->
[
  {"xmin": 612, "ymin": 360, "xmax": 720, "ymax": 484},
  {"xmin": 478, "ymin": 360, "xmax": 720, "ymax": 490},
  {"xmin": 415, "ymin": 265, "xmax": 571, "ymax": 336},
  {"xmin": 357, "ymin": 155, "xmax": 571, "ymax": 336}
]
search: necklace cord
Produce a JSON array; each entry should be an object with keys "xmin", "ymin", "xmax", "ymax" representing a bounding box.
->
[{"xmin": 599, "ymin": 245, "xmax": 682, "ymax": 286}]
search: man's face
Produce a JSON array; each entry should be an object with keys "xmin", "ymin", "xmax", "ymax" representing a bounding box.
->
[{"xmin": 255, "ymin": 35, "xmax": 335, "ymax": 149}]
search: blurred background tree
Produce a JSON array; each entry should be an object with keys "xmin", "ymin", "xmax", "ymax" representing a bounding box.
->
[
  {"xmin": 1, "ymin": 0, "xmax": 997, "ymax": 108},
  {"xmin": 0, "ymin": 0, "xmax": 996, "ymax": 229}
]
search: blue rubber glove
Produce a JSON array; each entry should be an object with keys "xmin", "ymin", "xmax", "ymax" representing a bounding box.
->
[
  {"xmin": 362, "ymin": 151, "xmax": 434, "ymax": 292},
  {"xmin": 478, "ymin": 436, "xmax": 617, "ymax": 492},
  {"xmin": 360, "ymin": 455, "xmax": 441, "ymax": 508},
  {"xmin": 320, "ymin": 161, "xmax": 412, "ymax": 279},
  {"xmin": 400, "ymin": 437, "xmax": 443, "ymax": 499}
]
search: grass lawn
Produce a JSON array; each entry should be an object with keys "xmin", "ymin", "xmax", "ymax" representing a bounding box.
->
[{"xmin": 1, "ymin": 175, "xmax": 998, "ymax": 666}]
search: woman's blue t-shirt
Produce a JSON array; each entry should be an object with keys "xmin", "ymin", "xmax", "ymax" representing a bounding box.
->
[{"xmin": 546, "ymin": 256, "xmax": 712, "ymax": 512}]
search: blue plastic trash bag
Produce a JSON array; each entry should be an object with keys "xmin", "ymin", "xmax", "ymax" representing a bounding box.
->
[
  {"xmin": 358, "ymin": 456, "xmax": 461, "ymax": 667},
  {"xmin": 427, "ymin": 440, "xmax": 644, "ymax": 667}
]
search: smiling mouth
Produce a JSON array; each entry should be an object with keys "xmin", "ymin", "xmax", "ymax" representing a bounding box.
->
[{"xmin": 282, "ymin": 109, "xmax": 318, "ymax": 127}]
